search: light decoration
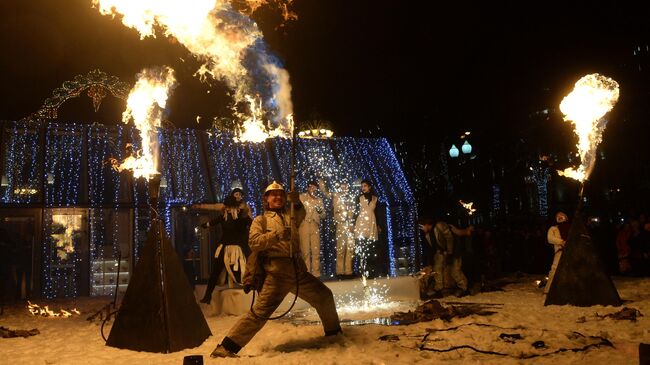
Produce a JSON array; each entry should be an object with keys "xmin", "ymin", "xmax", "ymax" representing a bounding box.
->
[
  {"xmin": 87, "ymin": 125, "xmax": 126, "ymax": 296},
  {"xmin": 159, "ymin": 128, "xmax": 211, "ymax": 235},
  {"xmin": 93, "ymin": 0, "xmax": 295, "ymax": 141},
  {"xmin": 206, "ymin": 132, "xmax": 276, "ymax": 215},
  {"xmin": 42, "ymin": 123, "xmax": 84, "ymax": 299},
  {"xmin": 490, "ymin": 184, "xmax": 501, "ymax": 220},
  {"xmin": 297, "ymin": 129, "xmax": 334, "ymax": 139},
  {"xmin": 459, "ymin": 200, "xmax": 477, "ymax": 215},
  {"xmin": 297, "ymin": 120, "xmax": 334, "ymax": 140},
  {"xmin": 13, "ymin": 188, "xmax": 38, "ymax": 195},
  {"xmin": 1, "ymin": 122, "xmax": 40, "ymax": 204},
  {"xmin": 532, "ymin": 167, "xmax": 549, "ymax": 217},
  {"xmin": 557, "ymin": 73, "xmax": 620, "ymax": 182},
  {"xmin": 51, "ymin": 214, "xmax": 82, "ymax": 260},
  {"xmin": 27, "ymin": 301, "xmax": 80, "ymax": 318}
]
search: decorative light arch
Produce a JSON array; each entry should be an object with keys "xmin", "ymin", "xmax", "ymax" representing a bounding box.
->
[{"xmin": 26, "ymin": 69, "xmax": 130, "ymax": 120}]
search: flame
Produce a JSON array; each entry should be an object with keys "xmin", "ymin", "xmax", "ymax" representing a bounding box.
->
[
  {"xmin": 51, "ymin": 214, "xmax": 82, "ymax": 260},
  {"xmin": 93, "ymin": 0, "xmax": 294, "ymax": 142},
  {"xmin": 27, "ymin": 301, "xmax": 80, "ymax": 318},
  {"xmin": 459, "ymin": 200, "xmax": 477, "ymax": 215},
  {"xmin": 558, "ymin": 73, "xmax": 620, "ymax": 182},
  {"xmin": 239, "ymin": 0, "xmax": 297, "ymax": 23},
  {"xmin": 232, "ymin": 96, "xmax": 292, "ymax": 142},
  {"xmin": 114, "ymin": 67, "xmax": 176, "ymax": 179}
]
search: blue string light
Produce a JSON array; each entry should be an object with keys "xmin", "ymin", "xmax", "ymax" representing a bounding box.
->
[{"xmin": 2, "ymin": 122, "xmax": 418, "ymax": 298}]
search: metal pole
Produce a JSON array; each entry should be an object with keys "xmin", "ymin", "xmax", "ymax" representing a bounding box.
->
[{"xmin": 289, "ymin": 121, "xmax": 296, "ymax": 258}]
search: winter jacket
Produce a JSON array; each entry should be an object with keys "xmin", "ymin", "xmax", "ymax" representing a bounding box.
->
[{"xmin": 248, "ymin": 207, "xmax": 306, "ymax": 258}]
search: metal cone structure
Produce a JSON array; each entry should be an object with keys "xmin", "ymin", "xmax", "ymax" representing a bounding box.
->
[
  {"xmin": 106, "ymin": 175, "xmax": 211, "ymax": 352},
  {"xmin": 544, "ymin": 209, "xmax": 622, "ymax": 307}
]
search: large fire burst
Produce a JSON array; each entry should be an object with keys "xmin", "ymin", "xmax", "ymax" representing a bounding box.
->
[
  {"xmin": 93, "ymin": 0, "xmax": 294, "ymax": 142},
  {"xmin": 558, "ymin": 73, "xmax": 620, "ymax": 182}
]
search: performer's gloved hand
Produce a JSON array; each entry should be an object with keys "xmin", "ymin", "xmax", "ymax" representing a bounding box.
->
[
  {"xmin": 276, "ymin": 226, "xmax": 292, "ymax": 241},
  {"xmin": 287, "ymin": 190, "xmax": 300, "ymax": 204}
]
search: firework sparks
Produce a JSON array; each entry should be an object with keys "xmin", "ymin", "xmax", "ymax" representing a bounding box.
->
[{"xmin": 558, "ymin": 73, "xmax": 620, "ymax": 182}]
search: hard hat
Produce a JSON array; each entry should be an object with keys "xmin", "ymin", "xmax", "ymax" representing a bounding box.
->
[{"xmin": 264, "ymin": 181, "xmax": 285, "ymax": 194}]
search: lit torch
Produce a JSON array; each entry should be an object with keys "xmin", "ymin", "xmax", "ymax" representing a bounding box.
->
[
  {"xmin": 459, "ymin": 200, "xmax": 477, "ymax": 215},
  {"xmin": 112, "ymin": 67, "xmax": 176, "ymax": 179},
  {"xmin": 558, "ymin": 73, "xmax": 620, "ymax": 183}
]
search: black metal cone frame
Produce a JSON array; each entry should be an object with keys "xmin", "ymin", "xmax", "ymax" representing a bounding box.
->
[
  {"xmin": 544, "ymin": 211, "xmax": 622, "ymax": 307},
  {"xmin": 106, "ymin": 176, "xmax": 211, "ymax": 352}
]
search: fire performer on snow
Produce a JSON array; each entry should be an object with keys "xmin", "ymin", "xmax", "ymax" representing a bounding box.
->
[{"xmin": 211, "ymin": 181, "xmax": 342, "ymax": 358}]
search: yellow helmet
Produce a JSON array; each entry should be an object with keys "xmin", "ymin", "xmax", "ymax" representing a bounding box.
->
[{"xmin": 264, "ymin": 181, "xmax": 285, "ymax": 195}]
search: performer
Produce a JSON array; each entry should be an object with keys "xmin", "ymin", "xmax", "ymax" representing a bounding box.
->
[
  {"xmin": 230, "ymin": 187, "xmax": 253, "ymax": 219},
  {"xmin": 321, "ymin": 181, "xmax": 356, "ymax": 277},
  {"xmin": 210, "ymin": 181, "xmax": 341, "ymax": 358},
  {"xmin": 197, "ymin": 195, "xmax": 252, "ymax": 304},
  {"xmin": 430, "ymin": 217, "xmax": 473, "ymax": 298},
  {"xmin": 353, "ymin": 179, "xmax": 385, "ymax": 278},
  {"xmin": 299, "ymin": 181, "xmax": 326, "ymax": 277},
  {"xmin": 544, "ymin": 211, "xmax": 570, "ymax": 294}
]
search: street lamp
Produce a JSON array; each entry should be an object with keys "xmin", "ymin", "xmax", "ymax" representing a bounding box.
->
[
  {"xmin": 462, "ymin": 140, "xmax": 472, "ymax": 154},
  {"xmin": 449, "ymin": 144, "xmax": 459, "ymax": 158}
]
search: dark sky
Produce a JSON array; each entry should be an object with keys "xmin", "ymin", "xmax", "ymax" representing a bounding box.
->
[{"xmin": 1, "ymin": 0, "xmax": 649, "ymax": 145}]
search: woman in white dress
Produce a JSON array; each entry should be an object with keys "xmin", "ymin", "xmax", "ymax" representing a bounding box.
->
[{"xmin": 354, "ymin": 179, "xmax": 384, "ymax": 278}]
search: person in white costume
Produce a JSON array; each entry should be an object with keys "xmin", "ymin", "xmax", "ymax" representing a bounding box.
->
[{"xmin": 299, "ymin": 181, "xmax": 326, "ymax": 277}]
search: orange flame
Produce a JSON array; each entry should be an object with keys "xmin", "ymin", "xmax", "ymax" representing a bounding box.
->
[
  {"xmin": 114, "ymin": 67, "xmax": 176, "ymax": 179},
  {"xmin": 93, "ymin": 0, "xmax": 294, "ymax": 142},
  {"xmin": 558, "ymin": 74, "xmax": 620, "ymax": 182},
  {"xmin": 459, "ymin": 200, "xmax": 477, "ymax": 215},
  {"xmin": 27, "ymin": 301, "xmax": 80, "ymax": 318}
]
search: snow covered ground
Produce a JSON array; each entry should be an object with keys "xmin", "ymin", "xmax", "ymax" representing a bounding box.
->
[{"xmin": 1, "ymin": 274, "xmax": 649, "ymax": 365}]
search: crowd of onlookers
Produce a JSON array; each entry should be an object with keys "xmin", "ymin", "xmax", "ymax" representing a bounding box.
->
[
  {"xmin": 451, "ymin": 211, "xmax": 650, "ymax": 286},
  {"xmin": 614, "ymin": 213, "xmax": 650, "ymax": 277},
  {"xmin": 417, "ymin": 209, "xmax": 650, "ymax": 299}
]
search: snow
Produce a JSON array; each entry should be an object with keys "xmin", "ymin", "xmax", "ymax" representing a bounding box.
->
[{"xmin": 1, "ymin": 275, "xmax": 649, "ymax": 365}]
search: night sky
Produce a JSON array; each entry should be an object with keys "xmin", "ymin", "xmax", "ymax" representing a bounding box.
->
[{"xmin": 1, "ymin": 0, "xmax": 649, "ymax": 148}]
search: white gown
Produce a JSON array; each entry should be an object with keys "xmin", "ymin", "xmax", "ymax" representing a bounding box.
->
[{"xmin": 354, "ymin": 195, "xmax": 378, "ymax": 241}]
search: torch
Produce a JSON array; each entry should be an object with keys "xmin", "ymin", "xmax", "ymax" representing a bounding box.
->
[
  {"xmin": 544, "ymin": 73, "xmax": 621, "ymax": 307},
  {"xmin": 106, "ymin": 67, "xmax": 212, "ymax": 352}
]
